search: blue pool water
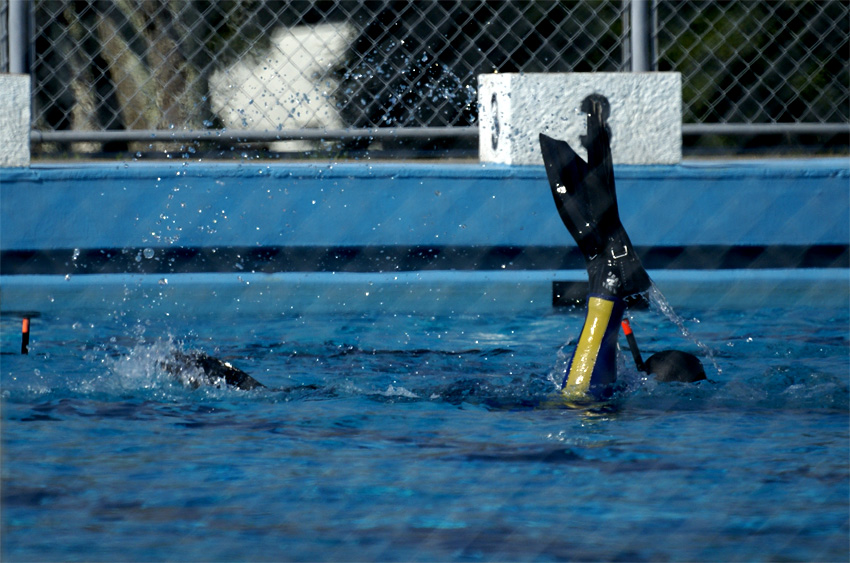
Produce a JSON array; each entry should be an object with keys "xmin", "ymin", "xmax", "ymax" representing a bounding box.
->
[{"xmin": 1, "ymin": 295, "xmax": 848, "ymax": 561}]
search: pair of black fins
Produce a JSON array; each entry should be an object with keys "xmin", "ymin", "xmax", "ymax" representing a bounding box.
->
[{"xmin": 540, "ymin": 98, "xmax": 705, "ymax": 384}]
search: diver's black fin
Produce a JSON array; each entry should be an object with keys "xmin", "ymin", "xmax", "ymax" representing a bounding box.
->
[
  {"xmin": 191, "ymin": 352, "xmax": 266, "ymax": 390},
  {"xmin": 164, "ymin": 351, "xmax": 266, "ymax": 390},
  {"xmin": 539, "ymin": 102, "xmax": 651, "ymax": 298},
  {"xmin": 539, "ymin": 132, "xmax": 599, "ymax": 258}
]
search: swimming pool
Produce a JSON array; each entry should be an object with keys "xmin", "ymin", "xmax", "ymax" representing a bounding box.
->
[
  {"xmin": 2, "ymin": 157, "xmax": 848, "ymax": 560},
  {"xmin": 2, "ymin": 289, "xmax": 847, "ymax": 561}
]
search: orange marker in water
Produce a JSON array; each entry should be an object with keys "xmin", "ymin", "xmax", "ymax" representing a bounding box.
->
[
  {"xmin": 621, "ymin": 318, "xmax": 645, "ymax": 372},
  {"xmin": 21, "ymin": 317, "xmax": 30, "ymax": 355}
]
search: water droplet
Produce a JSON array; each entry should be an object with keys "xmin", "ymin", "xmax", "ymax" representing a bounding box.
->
[{"xmin": 143, "ymin": 248, "xmax": 155, "ymax": 259}]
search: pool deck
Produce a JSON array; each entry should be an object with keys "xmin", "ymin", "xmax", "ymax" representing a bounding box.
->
[{"xmin": 2, "ymin": 158, "xmax": 848, "ymax": 314}]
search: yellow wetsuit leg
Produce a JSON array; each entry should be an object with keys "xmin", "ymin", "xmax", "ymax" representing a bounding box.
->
[{"xmin": 562, "ymin": 295, "xmax": 626, "ymax": 400}]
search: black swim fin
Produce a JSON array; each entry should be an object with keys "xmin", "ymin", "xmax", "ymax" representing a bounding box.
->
[
  {"xmin": 163, "ymin": 350, "xmax": 266, "ymax": 390},
  {"xmin": 539, "ymin": 102, "xmax": 651, "ymax": 298}
]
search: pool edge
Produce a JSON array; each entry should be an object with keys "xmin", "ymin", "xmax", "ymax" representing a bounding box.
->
[{"xmin": 2, "ymin": 269, "xmax": 846, "ymax": 317}]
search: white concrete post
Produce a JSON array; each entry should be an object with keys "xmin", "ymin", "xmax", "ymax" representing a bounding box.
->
[
  {"xmin": 0, "ymin": 75, "xmax": 31, "ymax": 167},
  {"xmin": 478, "ymin": 72, "xmax": 681, "ymax": 165}
]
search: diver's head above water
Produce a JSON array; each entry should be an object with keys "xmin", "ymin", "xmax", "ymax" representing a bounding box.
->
[{"xmin": 644, "ymin": 349, "xmax": 707, "ymax": 383}]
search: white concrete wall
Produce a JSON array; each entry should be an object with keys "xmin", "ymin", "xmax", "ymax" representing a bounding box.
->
[
  {"xmin": 0, "ymin": 74, "xmax": 31, "ymax": 167},
  {"xmin": 479, "ymin": 73, "xmax": 681, "ymax": 165}
]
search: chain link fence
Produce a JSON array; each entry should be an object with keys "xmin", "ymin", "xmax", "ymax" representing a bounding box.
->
[
  {"xmin": 0, "ymin": 1, "xmax": 9, "ymax": 73},
  {"xmin": 656, "ymin": 1, "xmax": 849, "ymax": 127},
  {"xmin": 4, "ymin": 0, "xmax": 849, "ymax": 156}
]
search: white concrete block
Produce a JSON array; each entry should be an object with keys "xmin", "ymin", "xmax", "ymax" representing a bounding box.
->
[
  {"xmin": 0, "ymin": 74, "xmax": 31, "ymax": 167},
  {"xmin": 478, "ymin": 72, "xmax": 681, "ymax": 165}
]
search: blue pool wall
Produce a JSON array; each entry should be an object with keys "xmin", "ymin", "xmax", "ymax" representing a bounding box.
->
[{"xmin": 1, "ymin": 159, "xmax": 848, "ymax": 315}]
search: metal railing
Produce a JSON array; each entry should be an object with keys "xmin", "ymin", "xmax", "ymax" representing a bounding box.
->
[{"xmin": 3, "ymin": 0, "xmax": 848, "ymax": 155}]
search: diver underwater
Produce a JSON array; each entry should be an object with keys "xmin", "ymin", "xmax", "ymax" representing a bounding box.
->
[{"xmin": 161, "ymin": 99, "xmax": 706, "ymax": 397}]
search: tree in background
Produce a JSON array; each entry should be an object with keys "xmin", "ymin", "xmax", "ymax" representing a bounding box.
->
[
  {"xmin": 32, "ymin": 0, "xmax": 301, "ymax": 152},
  {"xmin": 657, "ymin": 0, "xmax": 849, "ymax": 152}
]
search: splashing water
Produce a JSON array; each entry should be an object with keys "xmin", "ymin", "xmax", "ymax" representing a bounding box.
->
[
  {"xmin": 105, "ymin": 338, "xmax": 186, "ymax": 393},
  {"xmin": 646, "ymin": 282, "xmax": 722, "ymax": 376},
  {"xmin": 103, "ymin": 337, "xmax": 250, "ymax": 400}
]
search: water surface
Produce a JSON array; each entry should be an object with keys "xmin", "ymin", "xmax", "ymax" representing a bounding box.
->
[{"xmin": 2, "ymin": 304, "xmax": 847, "ymax": 561}]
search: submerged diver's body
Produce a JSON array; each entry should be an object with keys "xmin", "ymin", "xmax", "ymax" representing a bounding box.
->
[{"xmin": 540, "ymin": 99, "xmax": 704, "ymax": 400}]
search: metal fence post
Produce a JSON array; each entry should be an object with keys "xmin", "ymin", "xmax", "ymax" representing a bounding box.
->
[
  {"xmin": 8, "ymin": 0, "xmax": 28, "ymax": 74},
  {"xmin": 630, "ymin": 0, "xmax": 653, "ymax": 72}
]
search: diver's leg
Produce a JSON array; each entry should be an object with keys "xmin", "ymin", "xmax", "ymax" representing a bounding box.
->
[
  {"xmin": 539, "ymin": 105, "xmax": 651, "ymax": 299},
  {"xmin": 540, "ymin": 102, "xmax": 649, "ymax": 400},
  {"xmin": 562, "ymin": 294, "xmax": 625, "ymax": 400}
]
